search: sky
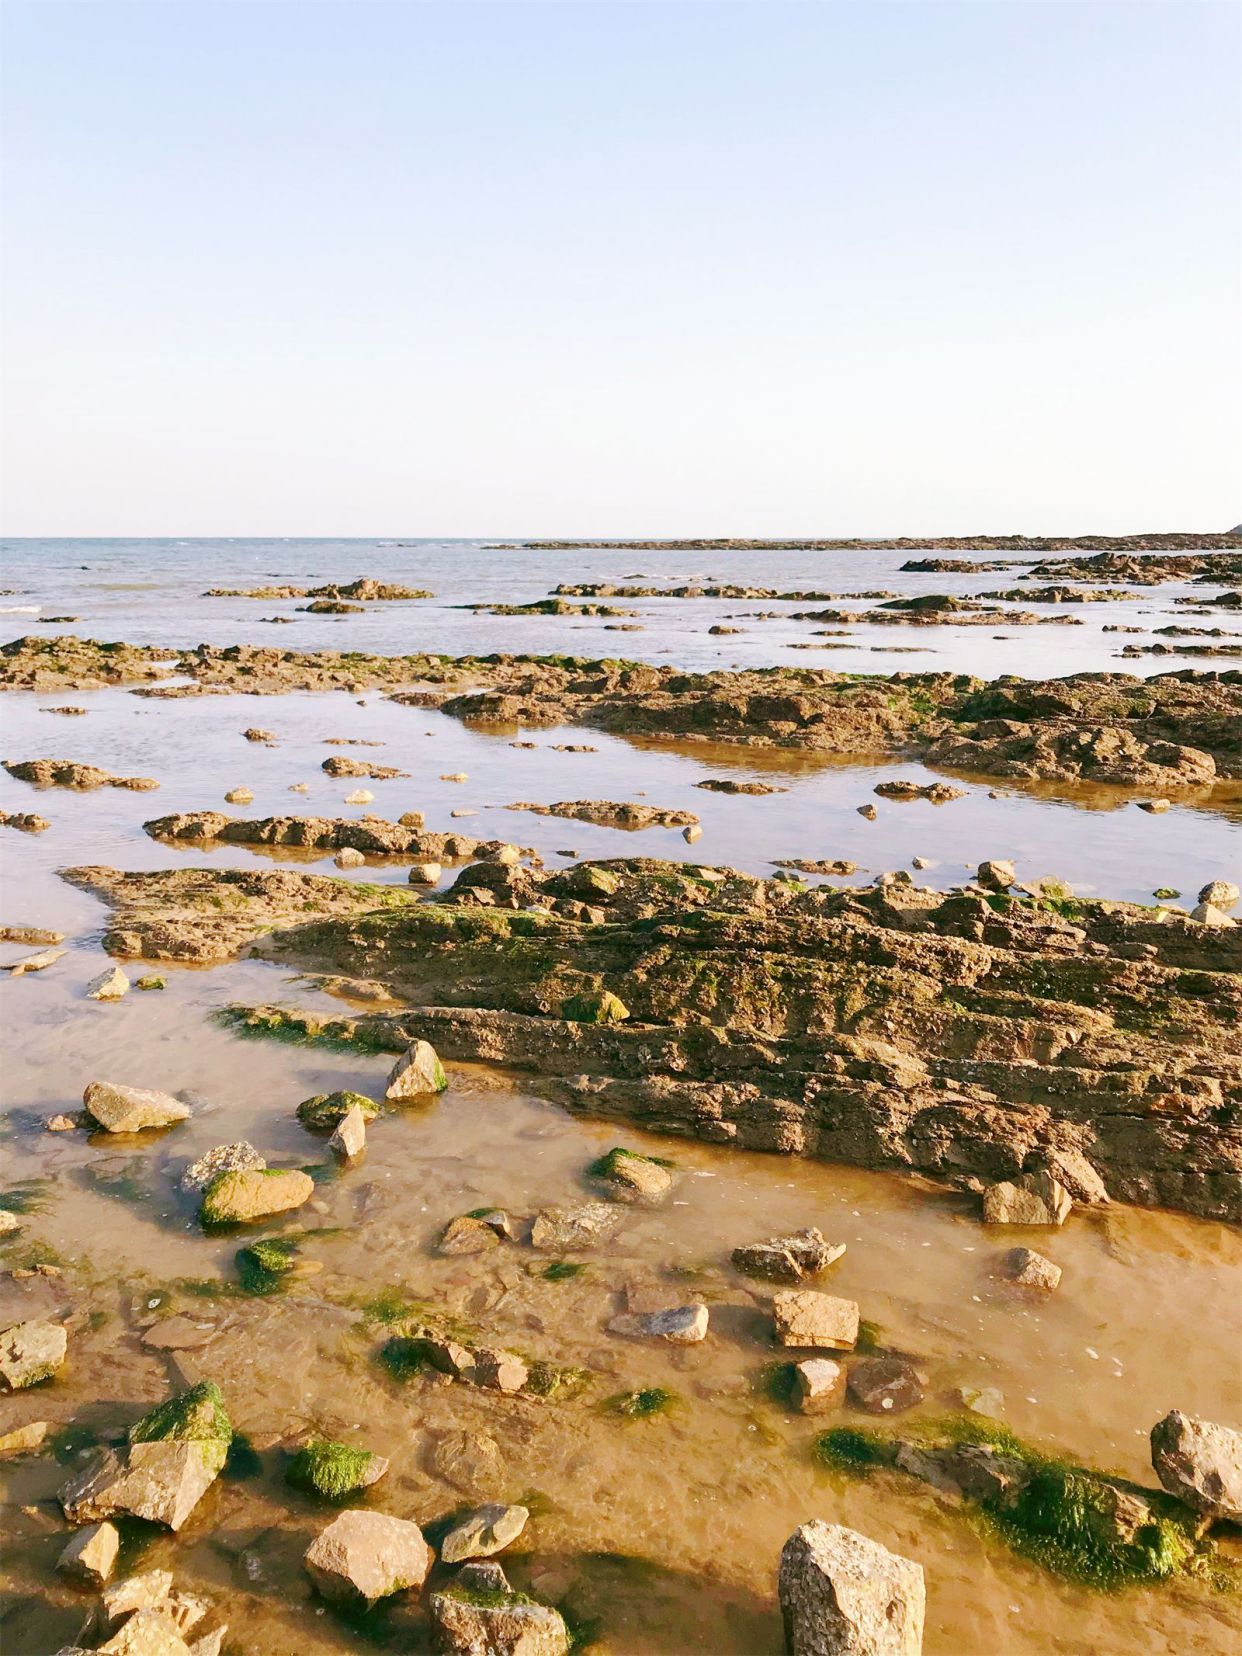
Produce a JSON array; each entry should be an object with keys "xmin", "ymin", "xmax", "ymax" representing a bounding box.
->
[{"xmin": 1, "ymin": 0, "xmax": 1239, "ymax": 537}]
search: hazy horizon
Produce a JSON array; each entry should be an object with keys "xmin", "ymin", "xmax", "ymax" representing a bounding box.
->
[{"xmin": 3, "ymin": 0, "xmax": 1239, "ymax": 537}]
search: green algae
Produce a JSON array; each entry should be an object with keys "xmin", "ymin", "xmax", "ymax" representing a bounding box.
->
[
  {"xmin": 235, "ymin": 1236, "xmax": 301, "ymax": 1295},
  {"xmin": 129, "ymin": 1380, "xmax": 232, "ymax": 1473},
  {"xmin": 286, "ymin": 1439, "xmax": 379, "ymax": 1499},
  {"xmin": 607, "ymin": 1386, "xmax": 676, "ymax": 1418},
  {"xmin": 296, "ymin": 1090, "xmax": 381, "ymax": 1130}
]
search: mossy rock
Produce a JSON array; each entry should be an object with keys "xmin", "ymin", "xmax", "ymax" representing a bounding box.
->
[
  {"xmin": 296, "ymin": 1090, "xmax": 381, "ymax": 1130},
  {"xmin": 286, "ymin": 1438, "xmax": 386, "ymax": 1499},
  {"xmin": 562, "ymin": 990, "xmax": 629, "ymax": 1024},
  {"xmin": 235, "ymin": 1236, "xmax": 301, "ymax": 1294},
  {"xmin": 607, "ymin": 1386, "xmax": 676, "ymax": 1418},
  {"xmin": 128, "ymin": 1380, "xmax": 232, "ymax": 1474}
]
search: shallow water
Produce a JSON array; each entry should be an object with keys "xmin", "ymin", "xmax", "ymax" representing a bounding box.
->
[{"xmin": 1, "ymin": 541, "xmax": 1240, "ymax": 1655}]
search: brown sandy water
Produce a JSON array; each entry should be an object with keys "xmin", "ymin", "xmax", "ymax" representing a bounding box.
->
[{"xmin": 1, "ymin": 661, "xmax": 1240, "ymax": 1651}]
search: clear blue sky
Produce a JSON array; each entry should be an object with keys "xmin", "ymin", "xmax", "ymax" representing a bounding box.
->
[{"xmin": 2, "ymin": 0, "xmax": 1238, "ymax": 536}]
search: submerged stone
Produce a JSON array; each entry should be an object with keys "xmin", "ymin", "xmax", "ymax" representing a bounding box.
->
[
  {"xmin": 1001, "ymin": 1246, "xmax": 1062, "ymax": 1290},
  {"xmin": 0, "ymin": 1318, "xmax": 67, "ymax": 1389},
  {"xmin": 587, "ymin": 1146, "xmax": 672, "ymax": 1202},
  {"xmin": 286, "ymin": 1439, "xmax": 389, "ymax": 1500},
  {"xmin": 296, "ymin": 1090, "xmax": 380, "ymax": 1130},
  {"xmin": 440, "ymin": 1502, "xmax": 530, "ymax": 1563}
]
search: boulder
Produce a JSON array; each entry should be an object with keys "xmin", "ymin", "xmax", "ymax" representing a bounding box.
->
[
  {"xmin": 179, "ymin": 1142, "xmax": 265, "ymax": 1192},
  {"xmin": 847, "ymin": 1358, "xmax": 924, "ymax": 1415},
  {"xmin": 408, "ymin": 861, "xmax": 442, "ymax": 885},
  {"xmin": 83, "ymin": 1081, "xmax": 191, "ymax": 1134},
  {"xmin": 428, "ymin": 1587, "xmax": 571, "ymax": 1656},
  {"xmin": 200, "ymin": 1168, "xmax": 314, "ymax": 1224},
  {"xmin": 609, "ymin": 1304, "xmax": 709, "ymax": 1344},
  {"xmin": 303, "ymin": 1509, "xmax": 431, "ymax": 1607},
  {"xmin": 440, "ymin": 1502, "xmax": 530, "ymax": 1563},
  {"xmin": 296, "ymin": 1090, "xmax": 380, "ymax": 1129},
  {"xmin": 0, "ymin": 1318, "xmax": 67, "ymax": 1389},
  {"xmin": 329, "ymin": 1104, "xmax": 367, "ymax": 1161},
  {"xmin": 57, "ymin": 1520, "xmax": 120, "ymax": 1584},
  {"xmin": 976, "ymin": 859, "xmax": 1016, "ymax": 890},
  {"xmin": 773, "ymin": 1291, "xmax": 859, "ymax": 1352},
  {"xmin": 1198, "ymin": 880, "xmax": 1240, "ymax": 911},
  {"xmin": 794, "ymin": 1359, "xmax": 847, "ymax": 1415},
  {"xmin": 60, "ymin": 1441, "xmax": 220, "ymax": 1531},
  {"xmin": 438, "ymin": 1215, "xmax": 502, "ymax": 1255},
  {"xmin": 779, "ymin": 1521, "xmax": 924, "ymax": 1655},
  {"xmin": 981, "ymin": 1172, "xmax": 1072, "ymax": 1226},
  {"xmin": 385, "ymin": 1039, "xmax": 448, "ymax": 1098},
  {"xmin": 86, "ymin": 965, "xmax": 130, "ymax": 1000},
  {"xmin": 1001, "ymin": 1247, "xmax": 1062, "ymax": 1290},
  {"xmin": 335, "ymin": 847, "xmax": 366, "ymax": 868},
  {"xmin": 1150, "ymin": 1411, "xmax": 1242, "ymax": 1520},
  {"xmin": 733, "ymin": 1229, "xmax": 846, "ymax": 1283},
  {"xmin": 588, "ymin": 1146, "xmax": 672, "ymax": 1202}
]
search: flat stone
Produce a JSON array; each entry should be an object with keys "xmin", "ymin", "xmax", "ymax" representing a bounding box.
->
[
  {"xmin": 329, "ymin": 1103, "xmax": 367, "ymax": 1161},
  {"xmin": 58, "ymin": 1520, "xmax": 120, "ymax": 1584},
  {"xmin": 304, "ymin": 1509, "xmax": 431, "ymax": 1607},
  {"xmin": 200, "ymin": 1167, "xmax": 314, "ymax": 1224},
  {"xmin": 847, "ymin": 1357, "xmax": 924, "ymax": 1415},
  {"xmin": 793, "ymin": 1358, "xmax": 847, "ymax": 1414},
  {"xmin": 779, "ymin": 1521, "xmax": 925, "ymax": 1655},
  {"xmin": 958, "ymin": 1385, "xmax": 1005, "ymax": 1420},
  {"xmin": 0, "ymin": 1419, "xmax": 49, "ymax": 1455},
  {"xmin": 141, "ymin": 1317, "xmax": 218, "ymax": 1352},
  {"xmin": 981, "ymin": 1172, "xmax": 1072, "ymax": 1226},
  {"xmin": 98, "ymin": 1609, "xmax": 192, "ymax": 1656},
  {"xmin": 84, "ymin": 1081, "xmax": 191, "ymax": 1134},
  {"xmin": 428, "ymin": 1590, "xmax": 571, "ymax": 1656},
  {"xmin": 179, "ymin": 1142, "xmax": 266, "ymax": 1192},
  {"xmin": 385, "ymin": 1039, "xmax": 448, "ymax": 1098},
  {"xmin": 471, "ymin": 1348, "xmax": 529, "ymax": 1393},
  {"xmin": 60, "ymin": 1439, "xmax": 220, "ymax": 1531},
  {"xmin": 7, "ymin": 946, "xmax": 66, "ymax": 975},
  {"xmin": 440, "ymin": 1502, "xmax": 529, "ymax": 1563},
  {"xmin": 86, "ymin": 965, "xmax": 130, "ymax": 1000},
  {"xmin": 1150, "ymin": 1410, "xmax": 1242, "ymax": 1519},
  {"xmin": 608, "ymin": 1304, "xmax": 709, "ymax": 1344},
  {"xmin": 1001, "ymin": 1246, "xmax": 1062, "ymax": 1290},
  {"xmin": 529, "ymin": 1202, "xmax": 620, "ymax": 1251},
  {"xmin": 0, "ymin": 1318, "xmax": 67, "ymax": 1389},
  {"xmin": 773, "ymin": 1291, "xmax": 860, "ymax": 1352}
]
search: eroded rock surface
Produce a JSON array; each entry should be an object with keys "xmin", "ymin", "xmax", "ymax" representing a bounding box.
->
[{"xmin": 779, "ymin": 1520, "xmax": 925, "ymax": 1655}]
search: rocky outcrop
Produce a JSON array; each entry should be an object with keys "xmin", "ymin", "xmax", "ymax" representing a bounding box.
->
[
  {"xmin": 507, "ymin": 799, "xmax": 698, "ymax": 829},
  {"xmin": 779, "ymin": 1521, "xmax": 925, "ymax": 1655},
  {"xmin": 4, "ymin": 759, "xmax": 157, "ymax": 790},
  {"xmin": 142, "ymin": 810, "xmax": 526, "ymax": 866}
]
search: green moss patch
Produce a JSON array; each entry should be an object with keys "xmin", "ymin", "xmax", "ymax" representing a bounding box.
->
[
  {"xmin": 235, "ymin": 1236, "xmax": 301, "ymax": 1295},
  {"xmin": 607, "ymin": 1386, "xmax": 676, "ymax": 1418},
  {"xmin": 286, "ymin": 1439, "xmax": 379, "ymax": 1500},
  {"xmin": 296, "ymin": 1090, "xmax": 381, "ymax": 1130},
  {"xmin": 129, "ymin": 1380, "xmax": 232, "ymax": 1473}
]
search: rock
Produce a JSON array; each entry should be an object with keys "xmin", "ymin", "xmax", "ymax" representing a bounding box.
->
[
  {"xmin": 911, "ymin": 857, "xmax": 931, "ymax": 870},
  {"xmin": 794, "ymin": 1359, "xmax": 847, "ymax": 1414},
  {"xmin": 529, "ymin": 1202, "xmax": 621, "ymax": 1251},
  {"xmin": 609, "ymin": 1303, "xmax": 709, "ymax": 1343},
  {"xmin": 976, "ymin": 859, "xmax": 1016, "ymax": 890},
  {"xmin": 1190, "ymin": 902, "xmax": 1235, "ymax": 927},
  {"xmin": 87, "ymin": 965, "xmax": 130, "ymax": 1000},
  {"xmin": 847, "ymin": 1357, "xmax": 924, "ymax": 1415},
  {"xmin": 58, "ymin": 1520, "xmax": 120, "ymax": 1583},
  {"xmin": 46, "ymin": 1113, "xmax": 78, "ymax": 1131},
  {"xmin": 773, "ymin": 1291, "xmax": 859, "ymax": 1352},
  {"xmin": 683, "ymin": 824, "xmax": 703, "ymax": 844},
  {"xmin": 1198, "ymin": 880, "xmax": 1240, "ymax": 911},
  {"xmin": 472, "ymin": 1348, "xmax": 529, "ymax": 1394},
  {"xmin": 442, "ymin": 772, "xmax": 468, "ymax": 782},
  {"xmin": 981, "ymin": 1172, "xmax": 1072, "ymax": 1226},
  {"xmin": 335, "ymin": 847, "xmax": 366, "ymax": 867},
  {"xmin": 385, "ymin": 1039, "xmax": 448, "ymax": 1098},
  {"xmin": 778, "ymin": 1521, "xmax": 925, "ymax": 1655},
  {"xmin": 428, "ymin": 1587, "xmax": 571, "ymax": 1656},
  {"xmin": 224, "ymin": 788, "xmax": 253, "ymax": 805},
  {"xmin": 141, "ymin": 1317, "xmax": 218, "ymax": 1352},
  {"xmin": 857, "ymin": 804, "xmax": 878, "ymax": 820},
  {"xmin": 244, "ymin": 728, "xmax": 275, "ymax": 743},
  {"xmin": 733, "ymin": 1229, "xmax": 846, "ymax": 1283},
  {"xmin": 457, "ymin": 1560, "xmax": 511, "ymax": 1594},
  {"xmin": 410, "ymin": 1336, "xmax": 478, "ymax": 1380},
  {"xmin": 408, "ymin": 861, "xmax": 442, "ymax": 885},
  {"xmin": 303, "ymin": 1509, "xmax": 431, "ymax": 1607},
  {"xmin": 286, "ymin": 1439, "xmax": 389, "ymax": 1499},
  {"xmin": 1136, "ymin": 798, "xmax": 1170, "ymax": 813},
  {"xmin": 0, "ymin": 1318, "xmax": 67, "ymax": 1389},
  {"xmin": 432, "ymin": 1429, "xmax": 506, "ymax": 1495},
  {"xmin": 1001, "ymin": 1246, "xmax": 1062, "ymax": 1290},
  {"xmin": 200, "ymin": 1167, "xmax": 314, "ymax": 1224},
  {"xmin": 179, "ymin": 1142, "xmax": 265, "ymax": 1192},
  {"xmin": 102, "ymin": 1568, "xmax": 176, "ymax": 1625},
  {"xmin": 440, "ymin": 1502, "xmax": 529, "ymax": 1563},
  {"xmin": 329, "ymin": 1104, "xmax": 367, "ymax": 1161},
  {"xmin": 0, "ymin": 1209, "xmax": 20, "ymax": 1236},
  {"xmin": 6, "ymin": 945, "xmax": 64, "ymax": 973},
  {"xmin": 561, "ymin": 989, "xmax": 630, "ymax": 1024},
  {"xmin": 941, "ymin": 1442, "xmax": 1030, "ymax": 1504},
  {"xmin": 439, "ymin": 1215, "xmax": 502, "ymax": 1255},
  {"xmin": 61, "ymin": 1441, "xmax": 220, "ymax": 1531},
  {"xmin": 957, "ymin": 1385, "xmax": 1005, "ymax": 1420},
  {"xmin": 187, "ymin": 1631, "xmax": 227, "ymax": 1656},
  {"xmin": 136, "ymin": 975, "xmax": 166, "ymax": 990},
  {"xmin": 98, "ymin": 1609, "xmax": 192, "ymax": 1655},
  {"xmin": 588, "ymin": 1146, "xmax": 672, "ymax": 1202},
  {"xmin": 83, "ymin": 1081, "xmax": 191, "ymax": 1134},
  {"xmin": 1150, "ymin": 1410, "xmax": 1242, "ymax": 1519},
  {"xmin": 0, "ymin": 1418, "xmax": 48, "ymax": 1454},
  {"xmin": 297, "ymin": 1090, "xmax": 380, "ymax": 1130}
]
